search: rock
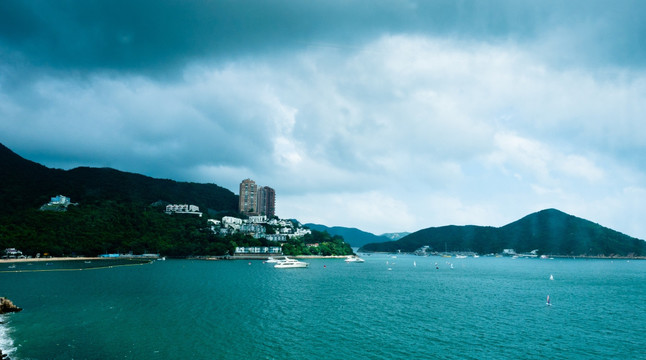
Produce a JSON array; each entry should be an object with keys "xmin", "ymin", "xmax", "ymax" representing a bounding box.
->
[{"xmin": 0, "ymin": 297, "xmax": 22, "ymax": 314}]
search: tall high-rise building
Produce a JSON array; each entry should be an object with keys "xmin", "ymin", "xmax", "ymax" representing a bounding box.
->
[
  {"xmin": 257, "ymin": 186, "xmax": 276, "ymax": 218},
  {"xmin": 239, "ymin": 179, "xmax": 276, "ymax": 217},
  {"xmin": 239, "ymin": 179, "xmax": 257, "ymax": 214}
]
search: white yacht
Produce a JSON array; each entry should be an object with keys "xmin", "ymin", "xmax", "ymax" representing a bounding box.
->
[
  {"xmin": 274, "ymin": 258, "xmax": 309, "ymax": 269},
  {"xmin": 344, "ymin": 255, "xmax": 365, "ymax": 263}
]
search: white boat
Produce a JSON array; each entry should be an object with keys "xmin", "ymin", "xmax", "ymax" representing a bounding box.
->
[
  {"xmin": 265, "ymin": 256, "xmax": 281, "ymax": 263},
  {"xmin": 344, "ymin": 255, "xmax": 365, "ymax": 263},
  {"xmin": 274, "ymin": 258, "xmax": 309, "ymax": 269},
  {"xmin": 455, "ymin": 255, "xmax": 467, "ymax": 259}
]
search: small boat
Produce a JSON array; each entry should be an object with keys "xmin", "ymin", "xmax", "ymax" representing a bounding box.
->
[
  {"xmin": 8, "ymin": 264, "xmax": 16, "ymax": 269},
  {"xmin": 546, "ymin": 295, "xmax": 552, "ymax": 306},
  {"xmin": 455, "ymin": 255, "xmax": 467, "ymax": 259},
  {"xmin": 549, "ymin": 274, "xmax": 554, "ymax": 280},
  {"xmin": 344, "ymin": 255, "xmax": 365, "ymax": 263},
  {"xmin": 266, "ymin": 256, "xmax": 289, "ymax": 264},
  {"xmin": 274, "ymin": 258, "xmax": 309, "ymax": 269}
]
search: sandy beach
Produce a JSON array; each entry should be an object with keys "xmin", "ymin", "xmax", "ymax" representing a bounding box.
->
[{"xmin": 1, "ymin": 257, "xmax": 106, "ymax": 263}]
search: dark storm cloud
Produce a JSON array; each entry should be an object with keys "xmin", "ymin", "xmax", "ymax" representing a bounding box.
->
[
  {"xmin": 2, "ymin": 0, "xmax": 645, "ymax": 75},
  {"xmin": 1, "ymin": 0, "xmax": 646, "ymax": 238}
]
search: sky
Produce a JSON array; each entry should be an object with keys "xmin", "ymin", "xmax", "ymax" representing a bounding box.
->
[{"xmin": 1, "ymin": 0, "xmax": 645, "ymax": 239}]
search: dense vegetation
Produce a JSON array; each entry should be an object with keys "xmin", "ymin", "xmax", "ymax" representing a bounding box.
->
[
  {"xmin": 282, "ymin": 230, "xmax": 353, "ymax": 256},
  {"xmin": 0, "ymin": 143, "xmax": 238, "ymax": 216},
  {"xmin": 0, "ymin": 143, "xmax": 353, "ymax": 257},
  {"xmin": 1, "ymin": 202, "xmax": 244, "ymax": 257},
  {"xmin": 360, "ymin": 209, "xmax": 646, "ymax": 257}
]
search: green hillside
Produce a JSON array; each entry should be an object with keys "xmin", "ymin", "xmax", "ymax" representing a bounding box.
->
[
  {"xmin": 360, "ymin": 209, "xmax": 646, "ymax": 257},
  {"xmin": 0, "ymin": 143, "xmax": 356, "ymax": 258},
  {"xmin": 0, "ymin": 143, "xmax": 238, "ymax": 214},
  {"xmin": 0, "ymin": 143, "xmax": 240, "ymax": 256}
]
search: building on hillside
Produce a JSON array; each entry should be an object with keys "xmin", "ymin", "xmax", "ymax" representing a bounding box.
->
[
  {"xmin": 49, "ymin": 195, "xmax": 71, "ymax": 206},
  {"xmin": 222, "ymin": 216, "xmax": 243, "ymax": 231},
  {"xmin": 241, "ymin": 223, "xmax": 266, "ymax": 236},
  {"xmin": 207, "ymin": 219, "xmax": 221, "ymax": 226},
  {"xmin": 165, "ymin": 204, "xmax": 203, "ymax": 217},
  {"xmin": 264, "ymin": 234, "xmax": 288, "ymax": 242},
  {"xmin": 257, "ymin": 186, "xmax": 275, "ymax": 217},
  {"xmin": 41, "ymin": 194, "xmax": 76, "ymax": 212},
  {"xmin": 3, "ymin": 248, "xmax": 23, "ymax": 259},
  {"xmin": 239, "ymin": 179, "xmax": 258, "ymax": 215},
  {"xmin": 234, "ymin": 246, "xmax": 282, "ymax": 255},
  {"xmin": 238, "ymin": 179, "xmax": 275, "ymax": 217},
  {"xmin": 247, "ymin": 215, "xmax": 267, "ymax": 224}
]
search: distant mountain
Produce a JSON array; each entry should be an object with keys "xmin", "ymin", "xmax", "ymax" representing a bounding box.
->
[
  {"xmin": 304, "ymin": 224, "xmax": 392, "ymax": 248},
  {"xmin": 0, "ymin": 143, "xmax": 238, "ymax": 214},
  {"xmin": 380, "ymin": 232, "xmax": 410, "ymax": 241},
  {"xmin": 359, "ymin": 209, "xmax": 646, "ymax": 257}
]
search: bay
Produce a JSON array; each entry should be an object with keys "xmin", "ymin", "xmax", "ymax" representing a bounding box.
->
[{"xmin": 1, "ymin": 255, "xmax": 645, "ymax": 359}]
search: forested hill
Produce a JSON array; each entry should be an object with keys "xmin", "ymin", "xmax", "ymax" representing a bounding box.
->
[
  {"xmin": 359, "ymin": 209, "xmax": 646, "ymax": 257},
  {"xmin": 0, "ymin": 143, "xmax": 238, "ymax": 214}
]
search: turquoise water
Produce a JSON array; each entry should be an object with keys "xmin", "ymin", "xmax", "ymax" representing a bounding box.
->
[{"xmin": 1, "ymin": 255, "xmax": 645, "ymax": 359}]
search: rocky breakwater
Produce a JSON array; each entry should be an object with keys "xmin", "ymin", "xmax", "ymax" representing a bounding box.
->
[
  {"xmin": 0, "ymin": 297, "xmax": 21, "ymax": 359},
  {"xmin": 0, "ymin": 298, "xmax": 21, "ymax": 314}
]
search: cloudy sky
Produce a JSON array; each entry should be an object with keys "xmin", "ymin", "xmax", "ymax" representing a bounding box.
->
[{"xmin": 1, "ymin": 0, "xmax": 645, "ymax": 239}]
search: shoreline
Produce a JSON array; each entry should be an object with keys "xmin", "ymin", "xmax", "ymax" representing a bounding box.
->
[
  {"xmin": 358, "ymin": 252, "xmax": 646, "ymax": 260},
  {"xmin": 4, "ymin": 254, "xmax": 641, "ymax": 263},
  {"xmin": 0, "ymin": 255, "xmax": 350, "ymax": 263},
  {"xmin": 0, "ymin": 257, "xmax": 139, "ymax": 263}
]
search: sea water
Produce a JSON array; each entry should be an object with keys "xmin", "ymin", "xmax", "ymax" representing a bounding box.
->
[{"xmin": 1, "ymin": 255, "xmax": 645, "ymax": 359}]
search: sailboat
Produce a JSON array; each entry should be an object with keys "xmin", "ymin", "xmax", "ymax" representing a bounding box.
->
[
  {"xmin": 546, "ymin": 295, "xmax": 552, "ymax": 306},
  {"xmin": 549, "ymin": 274, "xmax": 554, "ymax": 280},
  {"xmin": 413, "ymin": 261, "xmax": 417, "ymax": 267}
]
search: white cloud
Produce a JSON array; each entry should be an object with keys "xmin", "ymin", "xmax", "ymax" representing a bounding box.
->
[{"xmin": 2, "ymin": 34, "xmax": 646, "ymax": 239}]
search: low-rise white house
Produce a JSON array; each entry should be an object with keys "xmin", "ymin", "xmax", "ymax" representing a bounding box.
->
[
  {"xmin": 49, "ymin": 195, "xmax": 70, "ymax": 206},
  {"xmin": 293, "ymin": 228, "xmax": 312, "ymax": 237},
  {"xmin": 248, "ymin": 215, "xmax": 268, "ymax": 224},
  {"xmin": 222, "ymin": 216, "xmax": 242, "ymax": 225},
  {"xmin": 235, "ymin": 246, "xmax": 282, "ymax": 254},
  {"xmin": 264, "ymin": 234, "xmax": 288, "ymax": 242},
  {"xmin": 165, "ymin": 204, "xmax": 203, "ymax": 217},
  {"xmin": 3, "ymin": 248, "xmax": 23, "ymax": 258},
  {"xmin": 241, "ymin": 223, "xmax": 266, "ymax": 235}
]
